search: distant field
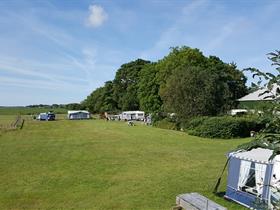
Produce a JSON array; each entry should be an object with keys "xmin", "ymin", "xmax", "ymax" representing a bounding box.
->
[
  {"xmin": 0, "ymin": 115, "xmax": 17, "ymax": 125},
  {"xmin": 0, "ymin": 107, "xmax": 67, "ymax": 115},
  {"xmin": 0, "ymin": 113, "xmax": 67, "ymax": 127},
  {"xmin": 0, "ymin": 118, "xmax": 249, "ymax": 210}
]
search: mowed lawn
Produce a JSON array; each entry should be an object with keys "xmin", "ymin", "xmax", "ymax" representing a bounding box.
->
[{"xmin": 0, "ymin": 118, "xmax": 249, "ymax": 210}]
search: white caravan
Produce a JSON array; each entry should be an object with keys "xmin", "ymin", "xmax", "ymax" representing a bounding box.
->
[{"xmin": 120, "ymin": 111, "xmax": 145, "ymax": 121}]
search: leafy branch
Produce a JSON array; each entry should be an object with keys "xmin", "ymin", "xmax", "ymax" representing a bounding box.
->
[{"xmin": 237, "ymin": 50, "xmax": 280, "ymax": 160}]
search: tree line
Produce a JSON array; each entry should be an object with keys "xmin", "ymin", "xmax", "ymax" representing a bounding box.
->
[
  {"xmin": 82, "ymin": 46, "xmax": 248, "ymax": 120},
  {"xmin": 27, "ymin": 103, "xmax": 84, "ymax": 110}
]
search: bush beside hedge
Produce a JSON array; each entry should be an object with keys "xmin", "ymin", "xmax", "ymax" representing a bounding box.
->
[
  {"xmin": 186, "ymin": 116, "xmax": 265, "ymax": 139},
  {"xmin": 153, "ymin": 118, "xmax": 177, "ymax": 130}
]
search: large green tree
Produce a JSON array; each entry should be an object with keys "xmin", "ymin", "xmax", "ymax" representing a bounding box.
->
[
  {"xmin": 138, "ymin": 63, "xmax": 162, "ymax": 113},
  {"xmin": 156, "ymin": 46, "xmax": 207, "ymax": 87},
  {"xmin": 161, "ymin": 66, "xmax": 220, "ymax": 117},
  {"xmin": 82, "ymin": 81, "xmax": 117, "ymax": 113},
  {"xmin": 206, "ymin": 56, "xmax": 247, "ymax": 111},
  {"xmin": 113, "ymin": 59, "xmax": 150, "ymax": 110},
  {"xmin": 157, "ymin": 47, "xmax": 247, "ymax": 118},
  {"xmin": 83, "ymin": 46, "xmax": 247, "ymax": 116}
]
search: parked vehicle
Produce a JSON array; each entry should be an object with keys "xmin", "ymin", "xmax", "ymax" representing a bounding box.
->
[
  {"xmin": 37, "ymin": 112, "xmax": 55, "ymax": 121},
  {"xmin": 119, "ymin": 111, "xmax": 145, "ymax": 121}
]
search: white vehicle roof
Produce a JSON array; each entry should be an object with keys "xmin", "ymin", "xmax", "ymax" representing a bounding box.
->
[{"xmin": 121, "ymin": 111, "xmax": 144, "ymax": 114}]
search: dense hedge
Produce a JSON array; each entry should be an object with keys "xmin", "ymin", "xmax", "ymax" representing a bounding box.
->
[
  {"xmin": 186, "ymin": 116, "xmax": 266, "ymax": 139},
  {"xmin": 153, "ymin": 118, "xmax": 177, "ymax": 130}
]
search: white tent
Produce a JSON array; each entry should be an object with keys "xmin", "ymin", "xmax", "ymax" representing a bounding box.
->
[{"xmin": 225, "ymin": 148, "xmax": 280, "ymax": 209}]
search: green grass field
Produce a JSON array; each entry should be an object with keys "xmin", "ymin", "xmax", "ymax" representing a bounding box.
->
[
  {"xmin": 0, "ymin": 107, "xmax": 67, "ymax": 115},
  {"xmin": 0, "ymin": 118, "xmax": 250, "ymax": 210}
]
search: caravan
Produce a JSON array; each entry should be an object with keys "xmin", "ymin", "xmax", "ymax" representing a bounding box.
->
[
  {"xmin": 68, "ymin": 110, "xmax": 90, "ymax": 120},
  {"xmin": 119, "ymin": 111, "xmax": 145, "ymax": 121}
]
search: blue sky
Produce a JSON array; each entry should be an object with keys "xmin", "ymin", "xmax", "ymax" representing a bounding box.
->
[{"xmin": 0, "ymin": 0, "xmax": 279, "ymax": 106}]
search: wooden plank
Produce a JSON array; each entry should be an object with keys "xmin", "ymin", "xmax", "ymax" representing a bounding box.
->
[
  {"xmin": 176, "ymin": 195, "xmax": 198, "ymax": 210},
  {"xmin": 176, "ymin": 193, "xmax": 227, "ymax": 210}
]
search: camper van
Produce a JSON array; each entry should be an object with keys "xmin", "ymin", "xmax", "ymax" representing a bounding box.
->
[{"xmin": 37, "ymin": 112, "xmax": 55, "ymax": 121}]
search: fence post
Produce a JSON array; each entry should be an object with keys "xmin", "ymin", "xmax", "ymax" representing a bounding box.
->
[{"xmin": 20, "ymin": 119, "xmax": 24, "ymax": 129}]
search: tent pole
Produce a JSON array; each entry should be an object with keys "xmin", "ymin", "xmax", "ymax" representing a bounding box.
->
[{"xmin": 213, "ymin": 158, "xmax": 230, "ymax": 194}]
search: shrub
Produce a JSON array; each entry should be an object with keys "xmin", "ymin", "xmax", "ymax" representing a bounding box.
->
[
  {"xmin": 186, "ymin": 116, "xmax": 265, "ymax": 139},
  {"xmin": 151, "ymin": 112, "xmax": 167, "ymax": 124},
  {"xmin": 153, "ymin": 118, "xmax": 177, "ymax": 130},
  {"xmin": 182, "ymin": 116, "xmax": 209, "ymax": 130}
]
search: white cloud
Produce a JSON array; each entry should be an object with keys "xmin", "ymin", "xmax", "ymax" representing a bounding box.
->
[{"xmin": 86, "ymin": 5, "xmax": 108, "ymax": 28}]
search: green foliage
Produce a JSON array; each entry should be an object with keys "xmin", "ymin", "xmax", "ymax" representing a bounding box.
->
[
  {"xmin": 83, "ymin": 59, "xmax": 150, "ymax": 113},
  {"xmin": 65, "ymin": 103, "xmax": 84, "ymax": 110},
  {"xmin": 245, "ymin": 50, "xmax": 280, "ymax": 94},
  {"xmin": 83, "ymin": 46, "xmax": 247, "ymax": 117},
  {"xmin": 157, "ymin": 47, "xmax": 246, "ymax": 117},
  {"xmin": 138, "ymin": 63, "xmax": 162, "ymax": 112},
  {"xmin": 113, "ymin": 59, "xmax": 151, "ymax": 111},
  {"xmin": 183, "ymin": 116, "xmax": 210, "ymax": 130},
  {"xmin": 156, "ymin": 46, "xmax": 207, "ymax": 86},
  {"xmin": 158, "ymin": 47, "xmax": 247, "ymax": 119},
  {"xmin": 187, "ymin": 116, "xmax": 265, "ymax": 139},
  {"xmin": 82, "ymin": 86, "xmax": 105, "ymax": 113},
  {"xmin": 238, "ymin": 100, "xmax": 273, "ymax": 110},
  {"xmin": 0, "ymin": 106, "xmax": 67, "ymax": 115},
  {"xmin": 161, "ymin": 66, "xmax": 221, "ymax": 117},
  {"xmin": 207, "ymin": 57, "xmax": 247, "ymax": 111},
  {"xmin": 237, "ymin": 50, "xmax": 280, "ymax": 160},
  {"xmin": 153, "ymin": 118, "xmax": 177, "ymax": 130},
  {"xmin": 159, "ymin": 52, "xmax": 246, "ymax": 119},
  {"xmin": 82, "ymin": 81, "xmax": 118, "ymax": 113}
]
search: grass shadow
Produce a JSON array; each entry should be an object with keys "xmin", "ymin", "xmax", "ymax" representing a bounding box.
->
[{"xmin": 214, "ymin": 191, "xmax": 226, "ymax": 198}]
